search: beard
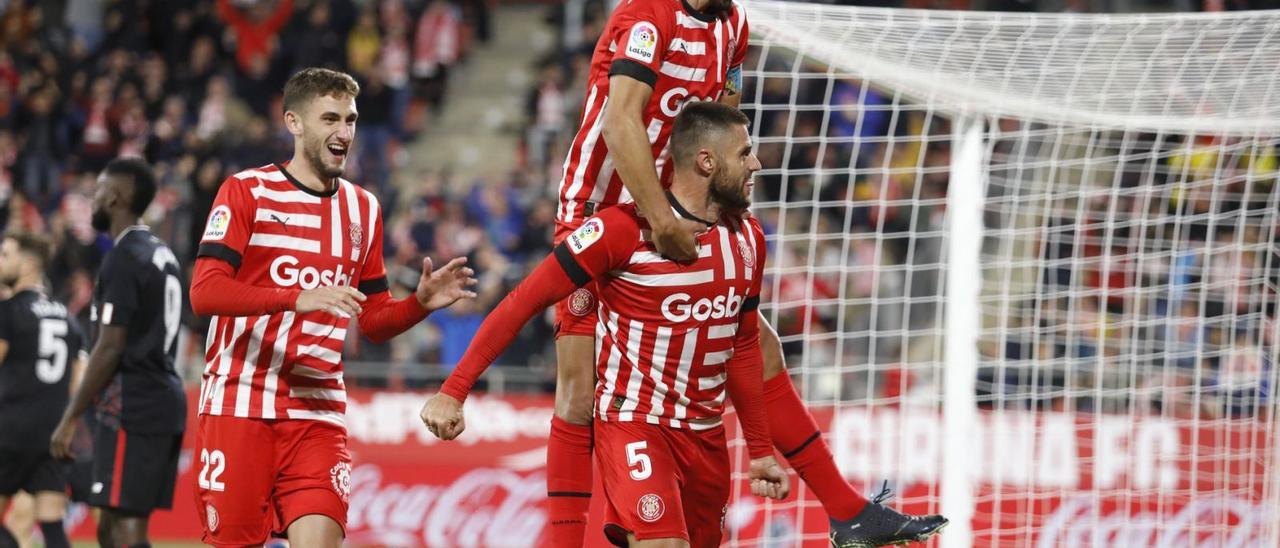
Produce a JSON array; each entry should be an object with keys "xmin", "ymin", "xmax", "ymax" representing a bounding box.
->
[
  {"xmin": 305, "ymin": 136, "xmax": 345, "ymax": 179},
  {"xmin": 709, "ymin": 164, "xmax": 750, "ymax": 213},
  {"xmin": 91, "ymin": 208, "xmax": 111, "ymax": 232}
]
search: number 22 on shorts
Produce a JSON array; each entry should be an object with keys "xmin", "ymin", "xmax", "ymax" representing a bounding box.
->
[
  {"xmin": 626, "ymin": 441, "xmax": 651, "ymax": 480},
  {"xmin": 199, "ymin": 449, "xmax": 227, "ymax": 492}
]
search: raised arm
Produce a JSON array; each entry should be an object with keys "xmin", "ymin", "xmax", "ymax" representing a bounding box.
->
[
  {"xmin": 437, "ymin": 250, "xmax": 582, "ymax": 402},
  {"xmin": 422, "ymin": 209, "xmax": 640, "ymax": 440},
  {"xmin": 599, "ymin": 4, "xmax": 697, "ymax": 261},
  {"xmin": 603, "ymin": 76, "xmax": 693, "ymax": 262}
]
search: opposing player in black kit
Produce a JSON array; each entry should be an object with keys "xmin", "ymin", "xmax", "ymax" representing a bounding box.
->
[
  {"xmin": 50, "ymin": 158, "xmax": 187, "ymax": 548},
  {"xmin": 0, "ymin": 232, "xmax": 83, "ymax": 548}
]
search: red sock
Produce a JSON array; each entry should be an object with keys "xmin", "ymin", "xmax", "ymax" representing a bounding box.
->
[
  {"xmin": 545, "ymin": 417, "xmax": 593, "ymax": 547},
  {"xmin": 764, "ymin": 373, "xmax": 868, "ymax": 520}
]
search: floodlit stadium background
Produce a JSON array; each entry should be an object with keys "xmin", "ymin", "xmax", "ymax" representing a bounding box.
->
[{"xmin": 1, "ymin": 0, "xmax": 1277, "ymax": 546}]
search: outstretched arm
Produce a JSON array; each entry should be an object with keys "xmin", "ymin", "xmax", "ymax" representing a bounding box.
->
[
  {"xmin": 358, "ymin": 257, "xmax": 477, "ymax": 343},
  {"xmin": 603, "ymin": 75, "xmax": 693, "ymax": 262},
  {"xmin": 422, "ymin": 208, "xmax": 640, "ymax": 440},
  {"xmin": 438, "ymin": 252, "xmax": 580, "ymax": 401},
  {"xmin": 419, "ymin": 252, "xmax": 579, "ymax": 441}
]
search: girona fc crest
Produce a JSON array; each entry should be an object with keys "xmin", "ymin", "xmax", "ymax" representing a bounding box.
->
[
  {"xmin": 568, "ymin": 288, "xmax": 595, "ymax": 317},
  {"xmin": 349, "ymin": 223, "xmax": 364, "ymax": 251},
  {"xmin": 637, "ymin": 493, "xmax": 665, "ymax": 522},
  {"xmin": 737, "ymin": 240, "xmax": 754, "ymax": 269},
  {"xmin": 330, "ymin": 462, "xmax": 352, "ymax": 502},
  {"xmin": 206, "ymin": 503, "xmax": 219, "ymax": 532}
]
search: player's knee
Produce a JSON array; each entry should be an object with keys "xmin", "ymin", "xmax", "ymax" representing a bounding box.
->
[
  {"xmin": 32, "ymin": 492, "xmax": 67, "ymax": 522},
  {"xmin": 119, "ymin": 520, "xmax": 149, "ymax": 545},
  {"xmin": 286, "ymin": 514, "xmax": 344, "ymax": 548},
  {"xmin": 554, "ymin": 335, "xmax": 597, "ymax": 425},
  {"xmin": 554, "ymin": 390, "xmax": 594, "ymax": 425},
  {"xmin": 553, "ymin": 365, "xmax": 595, "ymax": 424}
]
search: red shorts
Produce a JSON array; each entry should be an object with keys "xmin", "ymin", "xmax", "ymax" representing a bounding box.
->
[
  {"xmin": 192, "ymin": 415, "xmax": 352, "ymax": 546},
  {"xmin": 554, "ymin": 220, "xmax": 598, "ymax": 338},
  {"xmin": 595, "ymin": 419, "xmax": 730, "ymax": 547}
]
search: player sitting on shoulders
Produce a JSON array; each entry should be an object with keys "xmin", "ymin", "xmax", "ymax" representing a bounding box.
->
[
  {"xmin": 424, "ymin": 102, "xmax": 790, "ymax": 547},
  {"xmin": 542, "ymin": 1, "xmax": 944, "ymax": 544}
]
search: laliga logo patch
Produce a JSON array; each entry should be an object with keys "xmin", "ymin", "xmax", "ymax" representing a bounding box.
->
[
  {"xmin": 330, "ymin": 461, "xmax": 352, "ymax": 502},
  {"xmin": 626, "ymin": 22, "xmax": 658, "ymax": 63},
  {"xmin": 203, "ymin": 205, "xmax": 232, "ymax": 241},
  {"xmin": 206, "ymin": 503, "xmax": 219, "ymax": 532},
  {"xmin": 349, "ymin": 223, "xmax": 364, "ymax": 251},
  {"xmin": 568, "ymin": 288, "xmax": 595, "ymax": 316},
  {"xmin": 737, "ymin": 239, "xmax": 754, "ymax": 269},
  {"xmin": 637, "ymin": 493, "xmax": 665, "ymax": 522},
  {"xmin": 568, "ymin": 218, "xmax": 605, "ymax": 254}
]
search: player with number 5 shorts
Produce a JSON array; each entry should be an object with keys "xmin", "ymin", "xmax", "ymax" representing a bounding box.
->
[{"xmin": 423, "ymin": 103, "xmax": 790, "ymax": 546}]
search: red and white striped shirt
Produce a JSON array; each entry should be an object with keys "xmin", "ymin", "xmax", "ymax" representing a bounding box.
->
[
  {"xmin": 439, "ymin": 200, "xmax": 772, "ymax": 456},
  {"xmin": 193, "ymin": 163, "xmax": 386, "ymax": 429},
  {"xmin": 557, "ymin": 0, "xmax": 749, "ymax": 226},
  {"xmin": 572, "ymin": 204, "xmax": 764, "ymax": 429}
]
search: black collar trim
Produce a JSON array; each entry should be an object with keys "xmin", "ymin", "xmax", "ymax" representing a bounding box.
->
[
  {"xmin": 681, "ymin": 0, "xmax": 717, "ymax": 23},
  {"xmin": 667, "ymin": 191, "xmax": 715, "ymax": 227},
  {"xmin": 276, "ymin": 163, "xmax": 340, "ymax": 198}
]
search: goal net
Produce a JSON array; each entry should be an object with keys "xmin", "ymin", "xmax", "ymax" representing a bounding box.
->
[{"xmin": 726, "ymin": 2, "xmax": 1280, "ymax": 546}]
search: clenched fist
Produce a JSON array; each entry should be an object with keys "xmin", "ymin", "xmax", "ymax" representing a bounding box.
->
[
  {"xmin": 748, "ymin": 456, "xmax": 790, "ymax": 500},
  {"xmin": 420, "ymin": 393, "xmax": 466, "ymax": 440}
]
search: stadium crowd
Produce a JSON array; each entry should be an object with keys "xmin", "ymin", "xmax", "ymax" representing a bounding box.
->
[
  {"xmin": 1, "ymin": 0, "xmax": 1274, "ymax": 408},
  {"xmin": 0, "ymin": 0, "xmax": 554, "ymax": 388}
]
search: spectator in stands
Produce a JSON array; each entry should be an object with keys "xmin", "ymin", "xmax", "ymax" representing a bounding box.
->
[
  {"xmin": 379, "ymin": 17, "xmax": 413, "ymax": 137},
  {"xmin": 288, "ymin": 1, "xmax": 345, "ymax": 75},
  {"xmin": 346, "ymin": 10, "xmax": 381, "ymax": 77},
  {"xmin": 525, "ymin": 62, "xmax": 566, "ymax": 171},
  {"xmin": 355, "ymin": 70, "xmax": 395, "ymax": 192},
  {"xmin": 194, "ymin": 75, "xmax": 252, "ymax": 146},
  {"xmin": 413, "ymin": 0, "xmax": 464, "ymax": 112},
  {"xmin": 15, "ymin": 83, "xmax": 66, "ymax": 210},
  {"xmin": 216, "ymin": 0, "xmax": 294, "ymax": 76}
]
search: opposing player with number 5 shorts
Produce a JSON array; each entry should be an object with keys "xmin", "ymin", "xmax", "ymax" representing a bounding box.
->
[{"xmin": 185, "ymin": 68, "xmax": 477, "ymax": 548}]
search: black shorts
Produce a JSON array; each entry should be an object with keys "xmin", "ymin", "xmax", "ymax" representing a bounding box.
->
[
  {"xmin": 89, "ymin": 423, "xmax": 182, "ymax": 514},
  {"xmin": 0, "ymin": 446, "xmax": 66, "ymax": 496}
]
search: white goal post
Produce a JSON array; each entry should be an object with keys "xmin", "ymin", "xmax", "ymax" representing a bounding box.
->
[{"xmin": 727, "ymin": 2, "xmax": 1280, "ymax": 546}]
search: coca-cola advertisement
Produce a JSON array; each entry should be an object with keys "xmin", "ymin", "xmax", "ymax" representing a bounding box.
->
[{"xmin": 57, "ymin": 389, "xmax": 1272, "ymax": 546}]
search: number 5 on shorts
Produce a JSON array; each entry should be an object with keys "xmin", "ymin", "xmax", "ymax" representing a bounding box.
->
[{"xmin": 626, "ymin": 441, "xmax": 651, "ymax": 480}]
